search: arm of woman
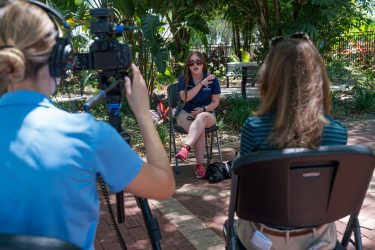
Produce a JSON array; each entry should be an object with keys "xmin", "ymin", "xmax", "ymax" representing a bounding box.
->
[
  {"xmin": 124, "ymin": 64, "xmax": 175, "ymax": 200},
  {"xmin": 179, "ymin": 74, "xmax": 215, "ymax": 102},
  {"xmin": 205, "ymin": 94, "xmax": 220, "ymax": 112},
  {"xmin": 179, "ymin": 84, "xmax": 202, "ymax": 103}
]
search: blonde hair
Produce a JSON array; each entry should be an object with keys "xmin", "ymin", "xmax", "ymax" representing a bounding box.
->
[
  {"xmin": 255, "ymin": 38, "xmax": 332, "ymax": 148},
  {"xmin": 0, "ymin": 0, "xmax": 57, "ymax": 95}
]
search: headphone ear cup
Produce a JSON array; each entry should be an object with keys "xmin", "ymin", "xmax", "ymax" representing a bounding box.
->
[{"xmin": 49, "ymin": 38, "xmax": 73, "ymax": 77}]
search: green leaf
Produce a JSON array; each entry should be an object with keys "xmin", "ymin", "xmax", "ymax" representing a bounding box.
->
[
  {"xmin": 151, "ymin": 46, "xmax": 168, "ymax": 73},
  {"xmin": 186, "ymin": 14, "xmax": 210, "ymax": 34},
  {"xmin": 113, "ymin": 0, "xmax": 135, "ymax": 17},
  {"xmin": 141, "ymin": 14, "xmax": 164, "ymax": 42}
]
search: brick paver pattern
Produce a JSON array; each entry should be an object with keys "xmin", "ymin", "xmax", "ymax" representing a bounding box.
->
[{"xmin": 95, "ymin": 119, "xmax": 375, "ymax": 250}]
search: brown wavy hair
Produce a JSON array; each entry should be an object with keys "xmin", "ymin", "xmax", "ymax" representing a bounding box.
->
[
  {"xmin": 182, "ymin": 51, "xmax": 208, "ymax": 102},
  {"xmin": 255, "ymin": 38, "xmax": 332, "ymax": 148}
]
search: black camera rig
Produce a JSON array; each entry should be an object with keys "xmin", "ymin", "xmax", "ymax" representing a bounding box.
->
[
  {"xmin": 73, "ymin": 7, "xmax": 133, "ymax": 111},
  {"xmin": 73, "ymin": 7, "xmax": 162, "ymax": 250},
  {"xmin": 74, "ymin": 8, "xmax": 132, "ymax": 74}
]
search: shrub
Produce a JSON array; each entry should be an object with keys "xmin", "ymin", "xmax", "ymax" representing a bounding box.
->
[
  {"xmin": 354, "ymin": 88, "xmax": 375, "ymax": 113},
  {"xmin": 216, "ymin": 95, "xmax": 260, "ymax": 132}
]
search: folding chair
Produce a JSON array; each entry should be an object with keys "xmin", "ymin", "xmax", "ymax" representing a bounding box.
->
[
  {"xmin": 0, "ymin": 232, "xmax": 82, "ymax": 249},
  {"xmin": 167, "ymin": 83, "xmax": 223, "ymax": 174},
  {"xmin": 223, "ymin": 145, "xmax": 375, "ymax": 250}
]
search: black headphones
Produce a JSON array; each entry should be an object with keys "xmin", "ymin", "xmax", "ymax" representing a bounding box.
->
[{"xmin": 27, "ymin": 0, "xmax": 74, "ymax": 78}]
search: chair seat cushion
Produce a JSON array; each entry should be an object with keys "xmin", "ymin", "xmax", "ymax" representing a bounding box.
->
[
  {"xmin": 174, "ymin": 124, "xmax": 219, "ymax": 134},
  {"xmin": 205, "ymin": 125, "xmax": 219, "ymax": 133},
  {"xmin": 174, "ymin": 125, "xmax": 188, "ymax": 134}
]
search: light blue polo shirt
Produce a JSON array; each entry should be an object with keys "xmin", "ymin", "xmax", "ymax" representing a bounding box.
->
[{"xmin": 0, "ymin": 90, "xmax": 143, "ymax": 249}]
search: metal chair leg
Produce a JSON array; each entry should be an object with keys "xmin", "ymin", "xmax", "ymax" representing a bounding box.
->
[
  {"xmin": 353, "ymin": 218, "xmax": 363, "ymax": 250},
  {"xmin": 171, "ymin": 125, "xmax": 179, "ymax": 174},
  {"xmin": 205, "ymin": 131, "xmax": 210, "ymax": 166},
  {"xmin": 209, "ymin": 131, "xmax": 214, "ymax": 165},
  {"xmin": 169, "ymin": 122, "xmax": 172, "ymax": 161},
  {"xmin": 215, "ymin": 130, "xmax": 223, "ymax": 162},
  {"xmin": 341, "ymin": 214, "xmax": 356, "ymax": 247}
]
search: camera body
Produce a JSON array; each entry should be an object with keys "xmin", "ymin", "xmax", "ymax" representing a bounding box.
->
[{"xmin": 74, "ymin": 8, "xmax": 132, "ymax": 73}]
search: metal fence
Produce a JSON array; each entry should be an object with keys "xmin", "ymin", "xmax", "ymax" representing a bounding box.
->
[
  {"xmin": 192, "ymin": 31, "xmax": 374, "ymax": 64},
  {"xmin": 330, "ymin": 31, "xmax": 375, "ymax": 64},
  {"xmin": 192, "ymin": 43, "xmax": 261, "ymax": 61}
]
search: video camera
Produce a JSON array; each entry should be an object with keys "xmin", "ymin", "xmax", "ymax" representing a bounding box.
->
[
  {"xmin": 74, "ymin": 8, "xmax": 132, "ymax": 75},
  {"xmin": 74, "ymin": 7, "xmax": 134, "ymax": 110}
]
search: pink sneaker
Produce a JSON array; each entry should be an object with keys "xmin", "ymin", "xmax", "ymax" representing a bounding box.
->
[
  {"xmin": 176, "ymin": 146, "xmax": 189, "ymax": 162},
  {"xmin": 195, "ymin": 164, "xmax": 206, "ymax": 179}
]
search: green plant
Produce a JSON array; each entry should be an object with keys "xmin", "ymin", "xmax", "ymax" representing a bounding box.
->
[
  {"xmin": 330, "ymin": 90, "xmax": 353, "ymax": 120},
  {"xmin": 216, "ymin": 95, "xmax": 260, "ymax": 132},
  {"xmin": 155, "ymin": 123, "xmax": 169, "ymax": 146},
  {"xmin": 326, "ymin": 59, "xmax": 356, "ymax": 86},
  {"xmin": 354, "ymin": 88, "xmax": 375, "ymax": 113}
]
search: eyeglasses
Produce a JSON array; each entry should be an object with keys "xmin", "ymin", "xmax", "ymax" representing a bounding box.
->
[
  {"xmin": 269, "ymin": 32, "xmax": 310, "ymax": 47},
  {"xmin": 188, "ymin": 59, "xmax": 203, "ymax": 66}
]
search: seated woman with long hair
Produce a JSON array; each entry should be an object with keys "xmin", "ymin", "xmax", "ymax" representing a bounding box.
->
[{"xmin": 237, "ymin": 33, "xmax": 347, "ymax": 250}]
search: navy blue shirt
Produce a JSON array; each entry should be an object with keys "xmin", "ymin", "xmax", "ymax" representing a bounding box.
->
[{"xmin": 178, "ymin": 73, "xmax": 221, "ymax": 113}]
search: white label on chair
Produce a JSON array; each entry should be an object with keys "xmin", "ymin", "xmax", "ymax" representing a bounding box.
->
[
  {"xmin": 303, "ymin": 172, "xmax": 321, "ymax": 178},
  {"xmin": 251, "ymin": 230, "xmax": 272, "ymax": 250},
  {"xmin": 307, "ymin": 241, "xmax": 329, "ymax": 250}
]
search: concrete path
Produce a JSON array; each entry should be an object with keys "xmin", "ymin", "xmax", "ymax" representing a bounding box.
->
[{"xmin": 94, "ymin": 119, "xmax": 375, "ymax": 250}]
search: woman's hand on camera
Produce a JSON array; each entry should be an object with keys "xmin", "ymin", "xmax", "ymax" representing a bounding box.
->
[{"xmin": 124, "ymin": 64, "xmax": 150, "ymax": 116}]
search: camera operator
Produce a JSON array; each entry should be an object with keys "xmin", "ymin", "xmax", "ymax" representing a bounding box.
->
[{"xmin": 0, "ymin": 1, "xmax": 175, "ymax": 249}]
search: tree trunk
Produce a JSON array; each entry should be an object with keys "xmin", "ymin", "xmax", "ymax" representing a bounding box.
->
[
  {"xmin": 274, "ymin": 0, "xmax": 281, "ymax": 35},
  {"xmin": 233, "ymin": 23, "xmax": 242, "ymax": 61},
  {"xmin": 252, "ymin": 0, "xmax": 272, "ymax": 49},
  {"xmin": 293, "ymin": 0, "xmax": 303, "ymax": 20}
]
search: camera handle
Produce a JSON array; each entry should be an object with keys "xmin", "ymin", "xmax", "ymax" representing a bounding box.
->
[{"xmin": 84, "ymin": 80, "xmax": 162, "ymax": 250}]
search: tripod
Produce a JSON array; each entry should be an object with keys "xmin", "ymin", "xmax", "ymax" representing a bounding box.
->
[{"xmin": 84, "ymin": 74, "xmax": 162, "ymax": 250}]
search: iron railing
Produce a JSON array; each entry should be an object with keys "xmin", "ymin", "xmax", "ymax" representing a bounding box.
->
[
  {"xmin": 192, "ymin": 31, "xmax": 374, "ymax": 64},
  {"xmin": 330, "ymin": 31, "xmax": 375, "ymax": 64}
]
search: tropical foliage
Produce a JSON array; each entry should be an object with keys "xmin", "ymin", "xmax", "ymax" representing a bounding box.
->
[{"xmin": 48, "ymin": 0, "xmax": 373, "ymax": 93}]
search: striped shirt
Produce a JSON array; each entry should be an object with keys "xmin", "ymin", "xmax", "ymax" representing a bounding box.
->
[{"xmin": 240, "ymin": 113, "xmax": 348, "ymax": 155}]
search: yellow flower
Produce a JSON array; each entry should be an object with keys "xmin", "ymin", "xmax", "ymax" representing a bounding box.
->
[{"xmin": 66, "ymin": 18, "xmax": 75, "ymax": 26}]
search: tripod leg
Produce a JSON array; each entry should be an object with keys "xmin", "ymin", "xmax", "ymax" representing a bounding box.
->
[
  {"xmin": 116, "ymin": 191, "xmax": 125, "ymax": 223},
  {"xmin": 98, "ymin": 176, "xmax": 127, "ymax": 249},
  {"xmin": 136, "ymin": 197, "xmax": 162, "ymax": 250}
]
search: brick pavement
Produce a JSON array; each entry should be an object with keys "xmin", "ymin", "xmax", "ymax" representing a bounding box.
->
[{"xmin": 95, "ymin": 119, "xmax": 375, "ymax": 250}]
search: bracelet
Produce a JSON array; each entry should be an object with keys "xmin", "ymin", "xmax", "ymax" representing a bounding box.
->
[{"xmin": 199, "ymin": 82, "xmax": 203, "ymax": 86}]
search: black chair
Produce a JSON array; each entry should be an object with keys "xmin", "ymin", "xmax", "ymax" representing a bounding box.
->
[
  {"xmin": 223, "ymin": 145, "xmax": 375, "ymax": 250},
  {"xmin": 167, "ymin": 83, "xmax": 223, "ymax": 174},
  {"xmin": 0, "ymin": 233, "xmax": 82, "ymax": 250}
]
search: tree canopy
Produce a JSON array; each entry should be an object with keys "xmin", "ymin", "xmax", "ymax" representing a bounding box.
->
[{"xmin": 47, "ymin": 0, "xmax": 374, "ymax": 89}]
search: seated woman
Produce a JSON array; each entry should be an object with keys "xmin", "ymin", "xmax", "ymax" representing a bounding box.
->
[
  {"xmin": 237, "ymin": 33, "xmax": 347, "ymax": 249},
  {"xmin": 175, "ymin": 51, "xmax": 221, "ymax": 179}
]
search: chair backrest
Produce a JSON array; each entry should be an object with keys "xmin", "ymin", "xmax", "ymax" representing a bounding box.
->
[
  {"xmin": 167, "ymin": 83, "xmax": 182, "ymax": 109},
  {"xmin": 0, "ymin": 233, "xmax": 82, "ymax": 249},
  {"xmin": 232, "ymin": 145, "xmax": 375, "ymax": 227}
]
